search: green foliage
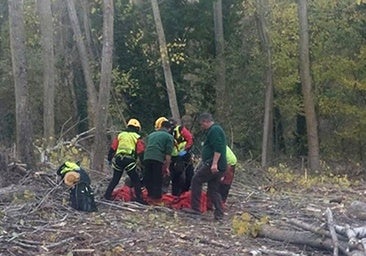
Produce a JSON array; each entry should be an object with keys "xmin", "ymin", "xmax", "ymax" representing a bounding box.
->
[
  {"xmin": 1, "ymin": 0, "xmax": 366, "ymax": 166},
  {"xmin": 232, "ymin": 212, "xmax": 269, "ymax": 237},
  {"xmin": 308, "ymin": 0, "xmax": 366, "ymax": 160},
  {"xmin": 267, "ymin": 163, "xmax": 353, "ymax": 189},
  {"xmin": 0, "ymin": 2, "xmax": 14, "ymax": 145}
]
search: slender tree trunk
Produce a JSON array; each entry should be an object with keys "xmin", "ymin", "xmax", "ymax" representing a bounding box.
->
[
  {"xmin": 150, "ymin": 0, "xmax": 180, "ymax": 121},
  {"xmin": 213, "ymin": 0, "xmax": 226, "ymax": 122},
  {"xmin": 297, "ymin": 0, "xmax": 320, "ymax": 171},
  {"xmin": 80, "ymin": 0, "xmax": 97, "ymax": 60},
  {"xmin": 92, "ymin": 0, "xmax": 114, "ymax": 170},
  {"xmin": 8, "ymin": 0, "xmax": 35, "ymax": 168},
  {"xmin": 53, "ymin": 0, "xmax": 79, "ymax": 132},
  {"xmin": 256, "ymin": 0, "xmax": 274, "ymax": 168},
  {"xmin": 38, "ymin": 0, "xmax": 56, "ymax": 146},
  {"xmin": 66, "ymin": 0, "xmax": 98, "ymax": 127}
]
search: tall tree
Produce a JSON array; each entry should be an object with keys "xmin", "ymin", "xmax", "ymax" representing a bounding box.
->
[
  {"xmin": 213, "ymin": 0, "xmax": 226, "ymax": 122},
  {"xmin": 151, "ymin": 0, "xmax": 180, "ymax": 121},
  {"xmin": 256, "ymin": 0, "xmax": 274, "ymax": 167},
  {"xmin": 92, "ymin": 0, "xmax": 114, "ymax": 170},
  {"xmin": 80, "ymin": 0, "xmax": 97, "ymax": 61},
  {"xmin": 66, "ymin": 0, "xmax": 98, "ymax": 127},
  {"xmin": 38, "ymin": 0, "xmax": 56, "ymax": 146},
  {"xmin": 297, "ymin": 0, "xmax": 320, "ymax": 170},
  {"xmin": 8, "ymin": 0, "xmax": 35, "ymax": 167}
]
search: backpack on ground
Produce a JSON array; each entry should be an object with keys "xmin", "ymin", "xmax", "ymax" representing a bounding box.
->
[{"xmin": 70, "ymin": 181, "xmax": 97, "ymax": 212}]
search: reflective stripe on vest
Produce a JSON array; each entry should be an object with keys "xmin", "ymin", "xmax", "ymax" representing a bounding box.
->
[
  {"xmin": 172, "ymin": 126, "xmax": 187, "ymax": 156},
  {"xmin": 116, "ymin": 131, "xmax": 140, "ymax": 156}
]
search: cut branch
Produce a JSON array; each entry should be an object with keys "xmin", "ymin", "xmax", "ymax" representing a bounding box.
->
[{"xmin": 325, "ymin": 207, "xmax": 339, "ymax": 256}]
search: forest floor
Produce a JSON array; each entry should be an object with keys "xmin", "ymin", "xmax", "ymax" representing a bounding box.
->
[{"xmin": 1, "ymin": 161, "xmax": 366, "ymax": 256}]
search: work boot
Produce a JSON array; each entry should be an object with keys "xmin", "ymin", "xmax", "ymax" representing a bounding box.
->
[
  {"xmin": 181, "ymin": 207, "xmax": 201, "ymax": 215},
  {"xmin": 214, "ymin": 214, "xmax": 223, "ymax": 221},
  {"xmin": 103, "ymin": 194, "xmax": 113, "ymax": 201},
  {"xmin": 135, "ymin": 197, "xmax": 148, "ymax": 205}
]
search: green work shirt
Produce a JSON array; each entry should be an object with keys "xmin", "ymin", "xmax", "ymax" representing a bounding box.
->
[
  {"xmin": 143, "ymin": 129, "xmax": 174, "ymax": 163},
  {"xmin": 201, "ymin": 124, "xmax": 227, "ymax": 171}
]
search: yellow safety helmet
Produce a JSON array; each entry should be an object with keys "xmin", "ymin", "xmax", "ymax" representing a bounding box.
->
[
  {"xmin": 64, "ymin": 171, "xmax": 80, "ymax": 187},
  {"xmin": 154, "ymin": 117, "xmax": 168, "ymax": 129},
  {"xmin": 127, "ymin": 118, "xmax": 141, "ymax": 130}
]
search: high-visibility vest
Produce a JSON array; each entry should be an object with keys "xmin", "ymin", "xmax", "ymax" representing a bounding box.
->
[
  {"xmin": 226, "ymin": 146, "xmax": 237, "ymax": 166},
  {"xmin": 116, "ymin": 131, "xmax": 140, "ymax": 156},
  {"xmin": 172, "ymin": 126, "xmax": 187, "ymax": 156}
]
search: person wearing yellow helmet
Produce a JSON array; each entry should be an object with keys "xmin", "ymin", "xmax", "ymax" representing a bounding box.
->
[
  {"xmin": 104, "ymin": 118, "xmax": 146, "ymax": 204},
  {"xmin": 154, "ymin": 116, "xmax": 168, "ymax": 130},
  {"xmin": 127, "ymin": 118, "xmax": 141, "ymax": 131}
]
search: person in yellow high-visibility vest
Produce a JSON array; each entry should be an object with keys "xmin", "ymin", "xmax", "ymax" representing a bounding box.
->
[
  {"xmin": 219, "ymin": 145, "xmax": 237, "ymax": 202},
  {"xmin": 104, "ymin": 118, "xmax": 146, "ymax": 204},
  {"xmin": 168, "ymin": 118, "xmax": 194, "ymax": 196}
]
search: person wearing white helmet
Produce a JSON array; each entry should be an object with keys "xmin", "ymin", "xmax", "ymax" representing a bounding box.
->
[{"xmin": 104, "ymin": 118, "xmax": 146, "ymax": 204}]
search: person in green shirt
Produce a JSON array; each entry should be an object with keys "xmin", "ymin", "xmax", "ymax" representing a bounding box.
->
[
  {"xmin": 219, "ymin": 145, "xmax": 237, "ymax": 202},
  {"xmin": 143, "ymin": 119, "xmax": 174, "ymax": 203},
  {"xmin": 187, "ymin": 112, "xmax": 227, "ymax": 221}
]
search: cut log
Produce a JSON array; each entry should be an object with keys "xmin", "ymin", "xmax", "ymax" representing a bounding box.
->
[
  {"xmin": 325, "ymin": 207, "xmax": 339, "ymax": 256},
  {"xmin": 258, "ymin": 224, "xmax": 351, "ymax": 256},
  {"xmin": 347, "ymin": 201, "xmax": 366, "ymax": 220}
]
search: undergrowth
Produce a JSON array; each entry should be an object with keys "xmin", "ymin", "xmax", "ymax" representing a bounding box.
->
[{"xmin": 267, "ymin": 163, "xmax": 356, "ymax": 189}]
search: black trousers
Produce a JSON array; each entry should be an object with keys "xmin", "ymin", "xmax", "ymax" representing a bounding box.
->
[
  {"xmin": 170, "ymin": 153, "xmax": 194, "ymax": 196},
  {"xmin": 190, "ymin": 163, "xmax": 224, "ymax": 219},
  {"xmin": 143, "ymin": 159, "xmax": 164, "ymax": 199},
  {"xmin": 104, "ymin": 154, "xmax": 143, "ymax": 200},
  {"xmin": 170, "ymin": 156, "xmax": 185, "ymax": 196}
]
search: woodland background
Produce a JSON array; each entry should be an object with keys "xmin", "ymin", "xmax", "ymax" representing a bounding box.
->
[{"xmin": 1, "ymin": 0, "xmax": 366, "ymax": 172}]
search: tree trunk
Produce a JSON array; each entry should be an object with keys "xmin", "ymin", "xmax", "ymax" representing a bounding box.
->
[
  {"xmin": 92, "ymin": 0, "xmax": 114, "ymax": 170},
  {"xmin": 213, "ymin": 0, "xmax": 226, "ymax": 123},
  {"xmin": 150, "ymin": 0, "xmax": 180, "ymax": 121},
  {"xmin": 80, "ymin": 0, "xmax": 98, "ymax": 60},
  {"xmin": 53, "ymin": 0, "xmax": 79, "ymax": 131},
  {"xmin": 259, "ymin": 225, "xmax": 349, "ymax": 255},
  {"xmin": 8, "ymin": 0, "xmax": 35, "ymax": 168},
  {"xmin": 297, "ymin": 0, "xmax": 320, "ymax": 171},
  {"xmin": 256, "ymin": 0, "xmax": 274, "ymax": 168},
  {"xmin": 38, "ymin": 0, "xmax": 56, "ymax": 146},
  {"xmin": 66, "ymin": 0, "xmax": 98, "ymax": 127}
]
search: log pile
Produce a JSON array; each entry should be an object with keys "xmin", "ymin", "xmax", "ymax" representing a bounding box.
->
[
  {"xmin": 0, "ymin": 157, "xmax": 366, "ymax": 255},
  {"xmin": 257, "ymin": 209, "xmax": 366, "ymax": 256}
]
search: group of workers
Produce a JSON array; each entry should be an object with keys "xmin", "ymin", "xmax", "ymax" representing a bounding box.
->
[{"xmin": 103, "ymin": 112, "xmax": 237, "ymax": 221}]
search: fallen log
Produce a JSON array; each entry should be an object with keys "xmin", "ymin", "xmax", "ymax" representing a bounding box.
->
[
  {"xmin": 325, "ymin": 207, "xmax": 339, "ymax": 256},
  {"xmin": 258, "ymin": 224, "xmax": 351, "ymax": 256},
  {"xmin": 347, "ymin": 201, "xmax": 366, "ymax": 220}
]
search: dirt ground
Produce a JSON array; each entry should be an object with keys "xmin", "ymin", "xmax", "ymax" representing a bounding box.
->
[{"xmin": 1, "ymin": 162, "xmax": 365, "ymax": 256}]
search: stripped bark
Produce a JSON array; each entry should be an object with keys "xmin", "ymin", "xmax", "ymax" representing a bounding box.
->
[
  {"xmin": 258, "ymin": 225, "xmax": 351, "ymax": 255},
  {"xmin": 325, "ymin": 207, "xmax": 339, "ymax": 256}
]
